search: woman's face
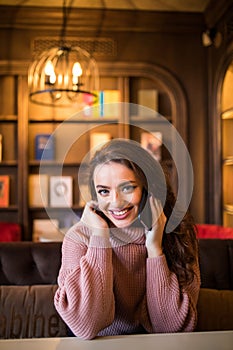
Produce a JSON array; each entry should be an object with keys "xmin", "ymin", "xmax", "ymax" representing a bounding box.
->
[{"xmin": 93, "ymin": 161, "xmax": 143, "ymax": 228}]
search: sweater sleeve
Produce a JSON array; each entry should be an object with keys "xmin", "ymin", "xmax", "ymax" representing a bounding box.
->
[
  {"xmin": 54, "ymin": 231, "xmax": 115, "ymax": 340},
  {"xmin": 146, "ymin": 254, "xmax": 201, "ymax": 333}
]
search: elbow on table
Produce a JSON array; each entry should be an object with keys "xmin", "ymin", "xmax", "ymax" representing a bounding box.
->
[{"xmin": 70, "ymin": 325, "xmax": 101, "ymax": 340}]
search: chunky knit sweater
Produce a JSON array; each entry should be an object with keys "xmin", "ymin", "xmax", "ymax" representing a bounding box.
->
[{"xmin": 54, "ymin": 222, "xmax": 201, "ymax": 340}]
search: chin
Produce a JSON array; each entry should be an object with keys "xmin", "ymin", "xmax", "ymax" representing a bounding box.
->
[{"xmin": 111, "ymin": 218, "xmax": 135, "ymax": 228}]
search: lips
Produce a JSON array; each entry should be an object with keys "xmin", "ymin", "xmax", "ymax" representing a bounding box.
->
[{"xmin": 108, "ymin": 206, "xmax": 133, "ymax": 220}]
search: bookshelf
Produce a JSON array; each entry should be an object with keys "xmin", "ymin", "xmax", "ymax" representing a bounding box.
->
[
  {"xmin": 26, "ymin": 76, "xmax": 124, "ymax": 239},
  {"xmin": 0, "ymin": 61, "xmax": 187, "ymax": 240},
  {"xmin": 0, "ymin": 76, "xmax": 22, "ymax": 227},
  {"xmin": 222, "ymin": 63, "xmax": 233, "ymax": 227}
]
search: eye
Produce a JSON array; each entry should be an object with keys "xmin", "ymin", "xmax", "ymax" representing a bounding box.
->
[
  {"xmin": 121, "ymin": 185, "xmax": 137, "ymax": 194},
  {"xmin": 97, "ymin": 188, "xmax": 109, "ymax": 197}
]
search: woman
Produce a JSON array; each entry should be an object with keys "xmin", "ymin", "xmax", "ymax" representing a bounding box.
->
[{"xmin": 54, "ymin": 138, "xmax": 200, "ymax": 339}]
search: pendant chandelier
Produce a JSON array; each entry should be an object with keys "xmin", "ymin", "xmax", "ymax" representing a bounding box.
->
[{"xmin": 28, "ymin": 1, "xmax": 99, "ymax": 107}]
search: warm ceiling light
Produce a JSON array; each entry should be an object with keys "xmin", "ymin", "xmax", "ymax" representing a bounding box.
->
[
  {"xmin": 28, "ymin": 45, "xmax": 99, "ymax": 107},
  {"xmin": 28, "ymin": 0, "xmax": 99, "ymax": 107}
]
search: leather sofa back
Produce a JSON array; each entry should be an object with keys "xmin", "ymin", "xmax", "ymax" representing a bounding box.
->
[
  {"xmin": 0, "ymin": 240, "xmax": 233, "ymax": 290},
  {"xmin": 0, "ymin": 240, "xmax": 233, "ymax": 338},
  {"xmin": 0, "ymin": 242, "xmax": 62, "ymax": 285},
  {"xmin": 198, "ymin": 239, "xmax": 233, "ymax": 290}
]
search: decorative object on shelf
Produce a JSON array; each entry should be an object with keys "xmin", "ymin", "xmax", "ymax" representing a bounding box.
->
[
  {"xmin": 0, "ymin": 175, "xmax": 9, "ymax": 207},
  {"xmin": 32, "ymin": 219, "xmax": 61, "ymax": 242},
  {"xmin": 140, "ymin": 131, "xmax": 162, "ymax": 161},
  {"xmin": 28, "ymin": 174, "xmax": 49, "ymax": 207},
  {"xmin": 0, "ymin": 222, "xmax": 21, "ymax": 241},
  {"xmin": 90, "ymin": 132, "xmax": 112, "ymax": 155},
  {"xmin": 0, "ymin": 134, "xmax": 2, "ymax": 162},
  {"xmin": 92, "ymin": 90, "xmax": 121, "ymax": 118},
  {"xmin": 28, "ymin": 0, "xmax": 99, "ymax": 107},
  {"xmin": 50, "ymin": 176, "xmax": 73, "ymax": 207},
  {"xmin": 35, "ymin": 133, "xmax": 55, "ymax": 161},
  {"xmin": 138, "ymin": 89, "xmax": 158, "ymax": 117}
]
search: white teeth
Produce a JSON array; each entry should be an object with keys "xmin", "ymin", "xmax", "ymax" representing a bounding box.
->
[{"xmin": 111, "ymin": 209, "xmax": 128, "ymax": 216}]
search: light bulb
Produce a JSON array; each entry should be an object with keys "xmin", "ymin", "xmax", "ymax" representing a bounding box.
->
[
  {"xmin": 44, "ymin": 60, "xmax": 56, "ymax": 84},
  {"xmin": 49, "ymin": 71, "xmax": 56, "ymax": 84},
  {"xmin": 44, "ymin": 60, "xmax": 54, "ymax": 75},
  {"xmin": 72, "ymin": 62, "xmax": 82, "ymax": 85}
]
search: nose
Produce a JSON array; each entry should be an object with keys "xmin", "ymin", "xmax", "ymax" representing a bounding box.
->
[
  {"xmin": 111, "ymin": 190, "xmax": 120, "ymax": 203},
  {"xmin": 110, "ymin": 190, "xmax": 132, "ymax": 207}
]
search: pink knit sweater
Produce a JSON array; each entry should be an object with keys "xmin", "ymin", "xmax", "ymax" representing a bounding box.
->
[{"xmin": 54, "ymin": 222, "xmax": 201, "ymax": 340}]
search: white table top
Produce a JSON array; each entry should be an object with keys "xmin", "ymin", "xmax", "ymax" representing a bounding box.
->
[{"xmin": 0, "ymin": 331, "xmax": 233, "ymax": 350}]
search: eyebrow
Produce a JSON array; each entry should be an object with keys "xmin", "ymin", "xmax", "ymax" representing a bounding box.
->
[
  {"xmin": 96, "ymin": 180, "xmax": 138, "ymax": 189},
  {"xmin": 96, "ymin": 185, "xmax": 110, "ymax": 189}
]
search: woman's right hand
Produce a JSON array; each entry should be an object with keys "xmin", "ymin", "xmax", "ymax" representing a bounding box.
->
[
  {"xmin": 80, "ymin": 201, "xmax": 110, "ymax": 237},
  {"xmin": 145, "ymin": 196, "xmax": 166, "ymax": 257}
]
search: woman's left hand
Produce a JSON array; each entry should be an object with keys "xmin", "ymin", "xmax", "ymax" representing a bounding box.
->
[{"xmin": 145, "ymin": 196, "xmax": 167, "ymax": 257}]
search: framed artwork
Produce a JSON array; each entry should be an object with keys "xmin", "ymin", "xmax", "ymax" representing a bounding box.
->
[
  {"xmin": 90, "ymin": 132, "xmax": 111, "ymax": 157},
  {"xmin": 50, "ymin": 176, "xmax": 73, "ymax": 207},
  {"xmin": 28, "ymin": 174, "xmax": 49, "ymax": 207},
  {"xmin": 140, "ymin": 131, "xmax": 162, "ymax": 161},
  {"xmin": 32, "ymin": 219, "xmax": 59, "ymax": 242},
  {"xmin": 0, "ymin": 175, "xmax": 10, "ymax": 207},
  {"xmin": 35, "ymin": 133, "xmax": 55, "ymax": 160}
]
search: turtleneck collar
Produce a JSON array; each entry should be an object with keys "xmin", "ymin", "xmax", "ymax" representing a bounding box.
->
[{"xmin": 109, "ymin": 224, "xmax": 146, "ymax": 247}]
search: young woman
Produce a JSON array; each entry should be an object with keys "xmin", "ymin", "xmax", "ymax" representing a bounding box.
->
[{"xmin": 54, "ymin": 139, "xmax": 200, "ymax": 340}]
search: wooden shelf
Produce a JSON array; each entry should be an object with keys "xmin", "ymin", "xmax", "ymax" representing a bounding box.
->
[
  {"xmin": 0, "ymin": 205, "xmax": 18, "ymax": 211},
  {"xmin": 221, "ymin": 108, "xmax": 233, "ymax": 120},
  {"xmin": 0, "ymin": 115, "xmax": 18, "ymax": 122},
  {"xmin": 0, "ymin": 64, "xmax": 188, "ymax": 240},
  {"xmin": 224, "ymin": 204, "xmax": 233, "ymax": 214},
  {"xmin": 222, "ymin": 66, "xmax": 233, "ymax": 227},
  {"xmin": 223, "ymin": 157, "xmax": 233, "ymax": 165},
  {"xmin": 0, "ymin": 161, "xmax": 18, "ymax": 166},
  {"xmin": 28, "ymin": 118, "xmax": 119, "ymax": 124},
  {"xmin": 29, "ymin": 160, "xmax": 81, "ymax": 167},
  {"xmin": 130, "ymin": 115, "xmax": 172, "ymax": 123},
  {"xmin": 29, "ymin": 205, "xmax": 83, "ymax": 211}
]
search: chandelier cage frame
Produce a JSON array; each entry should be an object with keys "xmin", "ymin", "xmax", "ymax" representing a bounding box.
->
[
  {"xmin": 28, "ymin": 1, "xmax": 99, "ymax": 107},
  {"xmin": 28, "ymin": 45, "xmax": 99, "ymax": 107}
]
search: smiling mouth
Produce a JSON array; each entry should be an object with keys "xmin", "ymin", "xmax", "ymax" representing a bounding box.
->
[{"xmin": 108, "ymin": 206, "xmax": 133, "ymax": 218}]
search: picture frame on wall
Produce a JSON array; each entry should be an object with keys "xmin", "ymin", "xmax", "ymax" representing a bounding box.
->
[
  {"xmin": 0, "ymin": 175, "xmax": 10, "ymax": 207},
  {"xmin": 140, "ymin": 131, "xmax": 162, "ymax": 161},
  {"xmin": 50, "ymin": 176, "xmax": 73, "ymax": 207},
  {"xmin": 28, "ymin": 174, "xmax": 49, "ymax": 207},
  {"xmin": 35, "ymin": 133, "xmax": 55, "ymax": 160}
]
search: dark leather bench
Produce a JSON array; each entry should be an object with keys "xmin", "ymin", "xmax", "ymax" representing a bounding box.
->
[{"xmin": 0, "ymin": 239, "xmax": 233, "ymax": 338}]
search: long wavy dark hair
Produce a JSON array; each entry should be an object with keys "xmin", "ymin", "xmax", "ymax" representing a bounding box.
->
[{"xmin": 88, "ymin": 138, "xmax": 198, "ymax": 288}]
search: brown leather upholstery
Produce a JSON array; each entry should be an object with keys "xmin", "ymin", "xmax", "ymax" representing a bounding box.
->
[
  {"xmin": 0, "ymin": 239, "xmax": 233, "ymax": 338},
  {"xmin": 0, "ymin": 242, "xmax": 62, "ymax": 285},
  {"xmin": 0, "ymin": 240, "xmax": 233, "ymax": 290},
  {"xmin": 198, "ymin": 239, "xmax": 233, "ymax": 290}
]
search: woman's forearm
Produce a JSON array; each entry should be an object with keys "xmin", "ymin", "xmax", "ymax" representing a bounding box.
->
[
  {"xmin": 54, "ymin": 235, "xmax": 115, "ymax": 339},
  {"xmin": 146, "ymin": 255, "xmax": 200, "ymax": 333}
]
